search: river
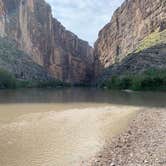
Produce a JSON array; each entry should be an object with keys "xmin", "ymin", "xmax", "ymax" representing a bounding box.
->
[{"xmin": 0, "ymin": 88, "xmax": 166, "ymax": 166}]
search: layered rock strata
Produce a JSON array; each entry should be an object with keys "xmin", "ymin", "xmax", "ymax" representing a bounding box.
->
[
  {"xmin": 0, "ymin": 0, "xmax": 93, "ymax": 84},
  {"xmin": 94, "ymin": 0, "xmax": 166, "ymax": 76}
]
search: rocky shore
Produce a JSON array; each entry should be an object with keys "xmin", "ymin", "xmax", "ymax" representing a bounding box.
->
[{"xmin": 84, "ymin": 107, "xmax": 166, "ymax": 166}]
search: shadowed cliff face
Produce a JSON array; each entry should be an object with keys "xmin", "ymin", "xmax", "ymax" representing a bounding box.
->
[
  {"xmin": 0, "ymin": 0, "xmax": 94, "ymax": 84},
  {"xmin": 94, "ymin": 0, "xmax": 166, "ymax": 76}
]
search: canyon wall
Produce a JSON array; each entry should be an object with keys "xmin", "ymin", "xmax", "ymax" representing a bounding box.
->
[
  {"xmin": 0, "ymin": 0, "xmax": 93, "ymax": 83},
  {"xmin": 94, "ymin": 0, "xmax": 166, "ymax": 75}
]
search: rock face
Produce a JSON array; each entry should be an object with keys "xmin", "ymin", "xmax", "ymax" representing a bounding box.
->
[
  {"xmin": 94, "ymin": 0, "xmax": 166, "ymax": 76},
  {"xmin": 0, "ymin": 0, "xmax": 93, "ymax": 84},
  {"xmin": 0, "ymin": 38, "xmax": 53, "ymax": 81},
  {"xmin": 99, "ymin": 44, "xmax": 166, "ymax": 82}
]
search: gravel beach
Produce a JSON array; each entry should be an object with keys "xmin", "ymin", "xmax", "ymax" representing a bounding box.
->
[{"xmin": 84, "ymin": 108, "xmax": 166, "ymax": 166}]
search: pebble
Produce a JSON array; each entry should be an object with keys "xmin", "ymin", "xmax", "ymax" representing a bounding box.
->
[{"xmin": 85, "ymin": 109, "xmax": 166, "ymax": 166}]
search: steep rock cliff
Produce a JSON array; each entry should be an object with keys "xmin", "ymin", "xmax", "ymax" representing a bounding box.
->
[
  {"xmin": 0, "ymin": 37, "xmax": 53, "ymax": 81},
  {"xmin": 94, "ymin": 0, "xmax": 166, "ymax": 76},
  {"xmin": 98, "ymin": 43, "xmax": 166, "ymax": 83},
  {"xmin": 0, "ymin": 0, "xmax": 93, "ymax": 84}
]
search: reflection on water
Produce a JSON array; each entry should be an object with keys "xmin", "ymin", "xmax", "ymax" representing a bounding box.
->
[
  {"xmin": 0, "ymin": 88, "xmax": 166, "ymax": 166},
  {"xmin": 0, "ymin": 88, "xmax": 166, "ymax": 107}
]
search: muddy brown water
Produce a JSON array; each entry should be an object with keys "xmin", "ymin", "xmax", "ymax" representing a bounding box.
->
[{"xmin": 0, "ymin": 88, "xmax": 166, "ymax": 166}]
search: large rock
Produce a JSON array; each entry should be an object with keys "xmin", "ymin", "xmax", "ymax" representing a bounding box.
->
[
  {"xmin": 94, "ymin": 0, "xmax": 166, "ymax": 76},
  {"xmin": 0, "ymin": 0, "xmax": 93, "ymax": 84}
]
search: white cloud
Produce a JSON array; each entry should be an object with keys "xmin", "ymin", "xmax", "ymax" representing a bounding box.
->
[{"xmin": 45, "ymin": 0, "xmax": 124, "ymax": 45}]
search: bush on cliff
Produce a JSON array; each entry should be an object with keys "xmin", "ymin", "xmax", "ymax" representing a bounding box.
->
[
  {"xmin": 101, "ymin": 69, "xmax": 166, "ymax": 91},
  {"xmin": 135, "ymin": 29, "xmax": 166, "ymax": 53}
]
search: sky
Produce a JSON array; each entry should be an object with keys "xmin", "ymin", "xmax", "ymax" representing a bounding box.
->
[{"xmin": 45, "ymin": 0, "xmax": 124, "ymax": 45}]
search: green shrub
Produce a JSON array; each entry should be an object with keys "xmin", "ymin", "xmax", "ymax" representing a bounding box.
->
[
  {"xmin": 131, "ymin": 76, "xmax": 143, "ymax": 90},
  {"xmin": 0, "ymin": 69, "xmax": 17, "ymax": 89},
  {"xmin": 16, "ymin": 80, "xmax": 34, "ymax": 88},
  {"xmin": 102, "ymin": 76, "xmax": 119, "ymax": 89},
  {"xmin": 119, "ymin": 76, "xmax": 132, "ymax": 89},
  {"xmin": 0, "ymin": 68, "xmax": 69, "ymax": 89},
  {"xmin": 16, "ymin": 79, "xmax": 70, "ymax": 89},
  {"xmin": 101, "ymin": 68, "xmax": 166, "ymax": 91},
  {"xmin": 36, "ymin": 79, "xmax": 66, "ymax": 88}
]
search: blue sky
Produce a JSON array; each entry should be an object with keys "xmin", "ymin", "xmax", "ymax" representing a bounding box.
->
[{"xmin": 45, "ymin": 0, "xmax": 124, "ymax": 45}]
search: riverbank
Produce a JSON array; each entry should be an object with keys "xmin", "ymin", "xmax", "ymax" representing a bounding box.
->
[
  {"xmin": 1, "ymin": 66, "xmax": 166, "ymax": 91},
  {"xmin": 100, "ymin": 69, "xmax": 166, "ymax": 91},
  {"xmin": 85, "ymin": 108, "xmax": 166, "ymax": 166},
  {"xmin": 0, "ymin": 68, "xmax": 69, "ymax": 89}
]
